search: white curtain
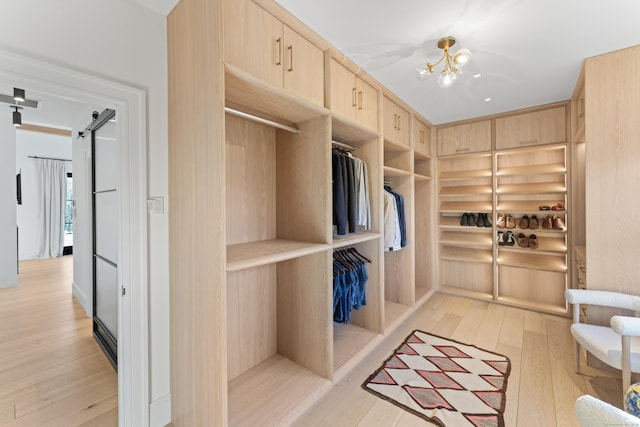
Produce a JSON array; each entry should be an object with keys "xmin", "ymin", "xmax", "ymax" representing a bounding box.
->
[{"xmin": 37, "ymin": 159, "xmax": 67, "ymax": 258}]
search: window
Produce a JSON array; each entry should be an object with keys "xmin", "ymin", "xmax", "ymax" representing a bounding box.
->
[{"xmin": 64, "ymin": 173, "xmax": 73, "ymax": 251}]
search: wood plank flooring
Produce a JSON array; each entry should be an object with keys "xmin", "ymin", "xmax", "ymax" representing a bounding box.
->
[
  {"xmin": 0, "ymin": 256, "xmax": 117, "ymax": 426},
  {"xmin": 293, "ymin": 293, "xmax": 623, "ymax": 427}
]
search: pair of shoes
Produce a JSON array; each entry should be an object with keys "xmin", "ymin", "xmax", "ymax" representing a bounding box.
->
[
  {"xmin": 517, "ymin": 233, "xmax": 538, "ymax": 249},
  {"xmin": 476, "ymin": 213, "xmax": 492, "ymax": 228},
  {"xmin": 539, "ymin": 205, "xmax": 551, "ymax": 211},
  {"xmin": 461, "ymin": 213, "xmax": 475, "ymax": 226},
  {"xmin": 542, "ymin": 214, "xmax": 565, "ymax": 230},
  {"xmin": 498, "ymin": 231, "xmax": 516, "ymax": 246},
  {"xmin": 551, "ymin": 203, "xmax": 566, "ymax": 211},
  {"xmin": 519, "ymin": 214, "xmax": 539, "ymax": 229},
  {"xmin": 497, "ymin": 213, "xmax": 515, "ymax": 229}
]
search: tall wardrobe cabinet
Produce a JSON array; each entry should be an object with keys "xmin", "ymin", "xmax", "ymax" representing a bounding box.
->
[{"xmin": 168, "ymin": 0, "xmax": 436, "ymax": 425}]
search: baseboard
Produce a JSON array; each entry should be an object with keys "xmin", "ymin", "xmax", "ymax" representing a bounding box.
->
[
  {"xmin": 72, "ymin": 281, "xmax": 91, "ymax": 316},
  {"xmin": 150, "ymin": 393, "xmax": 171, "ymax": 427}
]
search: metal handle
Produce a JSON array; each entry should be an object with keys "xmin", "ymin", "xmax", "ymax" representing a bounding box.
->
[
  {"xmin": 419, "ymin": 130, "xmax": 425, "ymax": 144},
  {"xmin": 455, "ymin": 147, "xmax": 470, "ymax": 153},
  {"xmin": 275, "ymin": 37, "xmax": 282, "ymax": 65},
  {"xmin": 393, "ymin": 114, "xmax": 398, "ymax": 129},
  {"xmin": 357, "ymin": 91, "xmax": 363, "ymax": 110},
  {"xmin": 397, "ymin": 114, "xmax": 401, "ymax": 131},
  {"xmin": 287, "ymin": 45, "xmax": 293, "ymax": 71},
  {"xmin": 352, "ymin": 88, "xmax": 357, "ymax": 107},
  {"xmin": 578, "ymin": 98, "xmax": 585, "ymax": 118}
]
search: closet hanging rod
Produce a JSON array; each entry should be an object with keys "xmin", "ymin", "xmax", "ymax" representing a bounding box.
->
[
  {"xmin": 224, "ymin": 107, "xmax": 300, "ymax": 134},
  {"xmin": 28, "ymin": 155, "xmax": 71, "ymax": 162},
  {"xmin": 332, "ymin": 140, "xmax": 357, "ymax": 151}
]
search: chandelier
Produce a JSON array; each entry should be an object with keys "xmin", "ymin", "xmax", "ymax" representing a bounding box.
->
[{"xmin": 416, "ymin": 36, "xmax": 472, "ymax": 88}]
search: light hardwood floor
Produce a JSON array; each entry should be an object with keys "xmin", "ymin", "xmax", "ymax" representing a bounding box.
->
[
  {"xmin": 294, "ymin": 293, "xmax": 622, "ymax": 427},
  {"xmin": 0, "ymin": 256, "xmax": 117, "ymax": 426}
]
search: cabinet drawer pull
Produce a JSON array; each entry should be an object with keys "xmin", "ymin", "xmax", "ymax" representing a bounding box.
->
[
  {"xmin": 578, "ymin": 98, "xmax": 585, "ymax": 118},
  {"xmin": 419, "ymin": 130, "xmax": 424, "ymax": 144},
  {"xmin": 287, "ymin": 45, "xmax": 293, "ymax": 71},
  {"xmin": 397, "ymin": 114, "xmax": 401, "ymax": 131},
  {"xmin": 357, "ymin": 91, "xmax": 363, "ymax": 110},
  {"xmin": 352, "ymin": 88, "xmax": 357, "ymax": 107},
  {"xmin": 275, "ymin": 37, "xmax": 282, "ymax": 66},
  {"xmin": 455, "ymin": 148, "xmax": 470, "ymax": 153}
]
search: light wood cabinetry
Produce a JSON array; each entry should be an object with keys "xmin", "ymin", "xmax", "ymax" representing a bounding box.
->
[
  {"xmin": 579, "ymin": 45, "xmax": 640, "ymax": 325},
  {"xmin": 437, "ymin": 119, "xmax": 491, "ymax": 156},
  {"xmin": 413, "ymin": 117, "xmax": 432, "ymax": 158},
  {"xmin": 435, "ymin": 111, "xmax": 570, "ymax": 315},
  {"xmin": 495, "ymin": 105, "xmax": 567, "ymax": 149},
  {"xmin": 495, "ymin": 144, "xmax": 568, "ymax": 313},
  {"xmin": 437, "ymin": 154, "xmax": 494, "ymax": 299},
  {"xmin": 224, "ymin": 0, "xmax": 324, "ymax": 107},
  {"xmin": 327, "ymin": 57, "xmax": 379, "ymax": 131},
  {"xmin": 383, "ymin": 95, "xmax": 410, "ymax": 147}
]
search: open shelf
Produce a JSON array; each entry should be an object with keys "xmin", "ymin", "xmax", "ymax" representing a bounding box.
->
[
  {"xmin": 332, "ymin": 115, "xmax": 381, "ymax": 145},
  {"xmin": 384, "ymin": 138, "xmax": 411, "ymax": 153},
  {"xmin": 225, "ymin": 63, "xmax": 328, "ymax": 125},
  {"xmin": 440, "ymin": 231, "xmax": 493, "ymax": 249},
  {"xmin": 497, "ymin": 252, "xmax": 566, "ymax": 272},
  {"xmin": 440, "ymin": 201, "xmax": 493, "ymax": 212},
  {"xmin": 227, "ymin": 239, "xmax": 329, "ymax": 272},
  {"xmin": 497, "ymin": 201, "xmax": 566, "ymax": 213},
  {"xmin": 497, "ymin": 163, "xmax": 566, "ymax": 176},
  {"xmin": 332, "ymin": 232, "xmax": 381, "ymax": 249},
  {"xmin": 414, "ymin": 173, "xmax": 430, "ymax": 181},
  {"xmin": 439, "ymin": 215, "xmax": 492, "ymax": 229},
  {"xmin": 497, "ymin": 296, "xmax": 567, "ymax": 316},
  {"xmin": 228, "ymin": 354, "xmax": 332, "ymax": 427},
  {"xmin": 497, "ymin": 182, "xmax": 566, "ymax": 195},
  {"xmin": 440, "ymin": 184, "xmax": 493, "ymax": 196},
  {"xmin": 384, "ymin": 300, "xmax": 411, "ymax": 331},
  {"xmin": 439, "ymin": 168, "xmax": 492, "ymax": 181},
  {"xmin": 439, "ymin": 246, "xmax": 493, "ymax": 264},
  {"xmin": 383, "ymin": 165, "xmax": 411, "ymax": 177},
  {"xmin": 414, "ymin": 150, "xmax": 431, "ymax": 160},
  {"xmin": 498, "ymin": 235, "xmax": 566, "ymax": 253},
  {"xmin": 333, "ymin": 322, "xmax": 380, "ymax": 373}
]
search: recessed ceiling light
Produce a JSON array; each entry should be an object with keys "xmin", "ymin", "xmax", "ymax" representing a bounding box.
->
[
  {"xmin": 473, "ymin": 73, "xmax": 482, "ymax": 79},
  {"xmin": 484, "ymin": 97, "xmax": 492, "ymax": 102}
]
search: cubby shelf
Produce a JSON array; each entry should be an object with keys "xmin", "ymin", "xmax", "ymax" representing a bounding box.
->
[
  {"xmin": 497, "ymin": 163, "xmax": 566, "ymax": 176},
  {"xmin": 439, "ymin": 169, "xmax": 492, "ymax": 181},
  {"xmin": 383, "ymin": 165, "xmax": 411, "ymax": 177},
  {"xmin": 414, "ymin": 173, "xmax": 430, "ymax": 181},
  {"xmin": 226, "ymin": 240, "xmax": 330, "ymax": 272},
  {"xmin": 440, "ymin": 185, "xmax": 493, "ymax": 196},
  {"xmin": 440, "ymin": 201, "xmax": 493, "ymax": 212},
  {"xmin": 497, "ymin": 252, "xmax": 567, "ymax": 273},
  {"xmin": 439, "ymin": 246, "xmax": 493, "ymax": 264},
  {"xmin": 440, "ymin": 231, "xmax": 493, "ymax": 248},
  {"xmin": 332, "ymin": 232, "xmax": 381, "ymax": 249}
]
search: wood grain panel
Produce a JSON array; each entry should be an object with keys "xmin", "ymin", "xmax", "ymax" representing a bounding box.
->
[
  {"xmin": 227, "ymin": 266, "xmax": 277, "ymax": 380},
  {"xmin": 584, "ymin": 45, "xmax": 640, "ymax": 325},
  {"xmin": 225, "ymin": 114, "xmax": 276, "ymax": 245},
  {"xmin": 437, "ymin": 119, "xmax": 492, "ymax": 155},
  {"xmin": 283, "ymin": 25, "xmax": 325, "ymax": 107},
  {"xmin": 168, "ymin": 0, "xmax": 227, "ymax": 424},
  {"xmin": 277, "ymin": 253, "xmax": 332, "ymax": 379},
  {"xmin": 495, "ymin": 105, "xmax": 567, "ymax": 150}
]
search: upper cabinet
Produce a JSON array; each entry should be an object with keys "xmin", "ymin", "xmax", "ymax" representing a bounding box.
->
[
  {"xmin": 383, "ymin": 95, "xmax": 410, "ymax": 147},
  {"xmin": 413, "ymin": 117, "xmax": 432, "ymax": 157},
  {"xmin": 327, "ymin": 57, "xmax": 379, "ymax": 131},
  {"xmin": 224, "ymin": 0, "xmax": 324, "ymax": 107},
  {"xmin": 437, "ymin": 120, "xmax": 491, "ymax": 156},
  {"xmin": 495, "ymin": 105, "xmax": 567, "ymax": 150}
]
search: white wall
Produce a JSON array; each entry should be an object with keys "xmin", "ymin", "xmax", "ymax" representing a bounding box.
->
[
  {"xmin": 0, "ymin": 1, "xmax": 170, "ymax": 424},
  {"xmin": 15, "ymin": 131, "xmax": 72, "ymax": 261},
  {"xmin": 0, "ymin": 119, "xmax": 17, "ymax": 288}
]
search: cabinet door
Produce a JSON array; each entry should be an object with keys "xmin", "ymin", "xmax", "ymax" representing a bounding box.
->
[
  {"xmin": 355, "ymin": 77, "xmax": 378, "ymax": 131},
  {"xmin": 437, "ymin": 120, "xmax": 492, "ymax": 156},
  {"xmin": 283, "ymin": 25, "xmax": 324, "ymax": 107},
  {"xmin": 413, "ymin": 118, "xmax": 431, "ymax": 157},
  {"xmin": 224, "ymin": 0, "xmax": 283, "ymax": 89},
  {"xmin": 495, "ymin": 106, "xmax": 566, "ymax": 149},
  {"xmin": 383, "ymin": 96, "xmax": 410, "ymax": 146},
  {"xmin": 328, "ymin": 58, "xmax": 356, "ymax": 121}
]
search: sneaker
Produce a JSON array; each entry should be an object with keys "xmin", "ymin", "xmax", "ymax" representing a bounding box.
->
[
  {"xmin": 497, "ymin": 231, "xmax": 505, "ymax": 246},
  {"xmin": 505, "ymin": 231, "xmax": 516, "ymax": 246}
]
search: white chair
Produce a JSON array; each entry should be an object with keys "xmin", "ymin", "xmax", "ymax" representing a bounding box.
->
[
  {"xmin": 575, "ymin": 395, "xmax": 640, "ymax": 426},
  {"xmin": 565, "ymin": 289, "xmax": 640, "ymax": 397}
]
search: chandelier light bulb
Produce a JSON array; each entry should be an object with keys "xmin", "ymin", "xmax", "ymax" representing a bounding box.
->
[
  {"xmin": 453, "ymin": 49, "xmax": 472, "ymax": 67},
  {"xmin": 416, "ymin": 67, "xmax": 431, "ymax": 80},
  {"xmin": 438, "ymin": 70, "xmax": 457, "ymax": 88}
]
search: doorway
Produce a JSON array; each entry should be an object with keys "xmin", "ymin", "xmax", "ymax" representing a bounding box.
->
[{"xmin": 0, "ymin": 49, "xmax": 149, "ymax": 425}]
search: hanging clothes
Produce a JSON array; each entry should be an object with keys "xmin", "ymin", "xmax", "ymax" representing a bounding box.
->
[
  {"xmin": 332, "ymin": 248, "xmax": 371, "ymax": 324},
  {"xmin": 332, "ymin": 148, "xmax": 371, "ymax": 235},
  {"xmin": 383, "ymin": 186, "xmax": 407, "ymax": 251}
]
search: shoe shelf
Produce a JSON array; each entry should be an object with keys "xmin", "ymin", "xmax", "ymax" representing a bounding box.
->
[
  {"xmin": 439, "ymin": 201, "xmax": 493, "ymax": 212},
  {"xmin": 439, "ymin": 168, "xmax": 493, "ymax": 181},
  {"xmin": 497, "ymin": 251, "xmax": 567, "ymax": 273},
  {"xmin": 497, "ymin": 201, "xmax": 566, "ymax": 213},
  {"xmin": 439, "ymin": 214, "xmax": 492, "ymax": 229},
  {"xmin": 440, "ymin": 231, "xmax": 493, "ymax": 249},
  {"xmin": 496, "ymin": 163, "xmax": 566, "ymax": 177},
  {"xmin": 440, "ymin": 184, "xmax": 493, "ymax": 196},
  {"xmin": 496, "ymin": 181, "xmax": 566, "ymax": 195},
  {"xmin": 439, "ymin": 246, "xmax": 493, "ymax": 264}
]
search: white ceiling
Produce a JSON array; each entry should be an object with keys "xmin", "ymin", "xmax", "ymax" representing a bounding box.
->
[{"xmin": 274, "ymin": 0, "xmax": 640, "ymax": 124}]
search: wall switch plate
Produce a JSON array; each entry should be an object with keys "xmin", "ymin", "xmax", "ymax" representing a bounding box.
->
[{"xmin": 147, "ymin": 197, "xmax": 164, "ymax": 214}]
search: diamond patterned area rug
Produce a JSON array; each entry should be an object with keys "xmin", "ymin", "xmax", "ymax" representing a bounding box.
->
[{"xmin": 362, "ymin": 330, "xmax": 511, "ymax": 427}]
